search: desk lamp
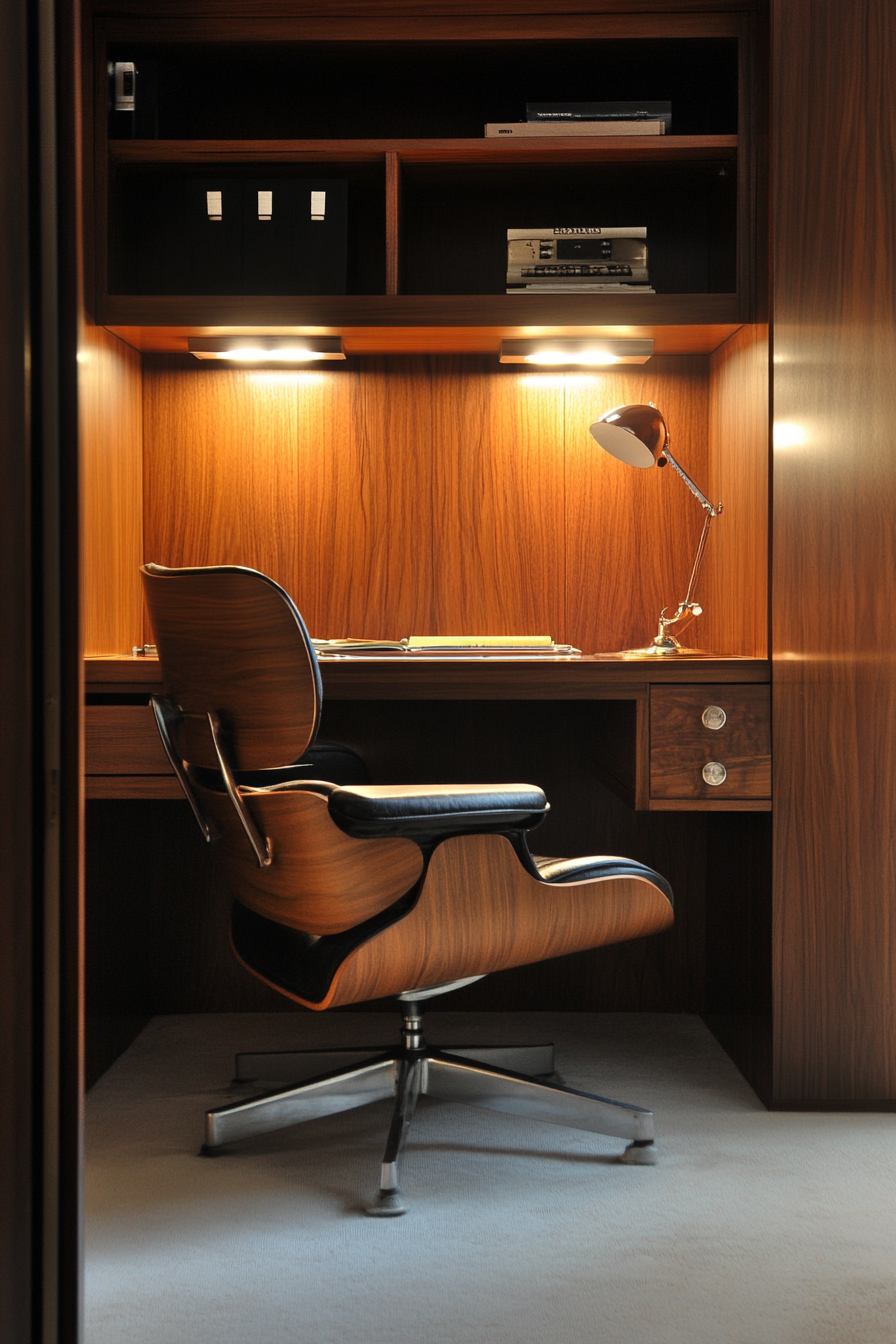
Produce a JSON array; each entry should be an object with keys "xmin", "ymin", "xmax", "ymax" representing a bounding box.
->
[{"xmin": 589, "ymin": 403, "xmax": 722, "ymax": 656}]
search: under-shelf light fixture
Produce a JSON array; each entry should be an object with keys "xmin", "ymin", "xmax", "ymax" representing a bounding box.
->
[
  {"xmin": 187, "ymin": 337, "xmax": 345, "ymax": 363},
  {"xmin": 499, "ymin": 338, "xmax": 653, "ymax": 367}
]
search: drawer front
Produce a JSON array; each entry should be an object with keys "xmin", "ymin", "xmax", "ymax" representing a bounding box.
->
[
  {"xmin": 85, "ymin": 704, "xmax": 173, "ymax": 775},
  {"xmin": 650, "ymin": 684, "xmax": 771, "ymax": 801}
]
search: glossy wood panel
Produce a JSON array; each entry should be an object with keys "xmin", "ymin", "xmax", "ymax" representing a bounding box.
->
[
  {"xmin": 141, "ymin": 355, "xmax": 762, "ymax": 655},
  {"xmin": 98, "ymin": 11, "xmax": 743, "ymax": 44},
  {"xmin": 649, "ymin": 684, "xmax": 770, "ymax": 800},
  {"xmin": 80, "ymin": 324, "xmax": 143, "ymax": 655},
  {"xmin": 142, "ymin": 358, "xmax": 300, "ymax": 640},
  {"xmin": 771, "ymin": 0, "xmax": 896, "ymax": 1102},
  {"xmin": 84, "ymin": 653, "xmax": 770, "ymax": 698},
  {"xmin": 98, "ymin": 291, "xmax": 742, "ymax": 331},
  {"xmin": 138, "ymin": 354, "xmax": 769, "ymax": 656},
  {"xmin": 280, "ymin": 834, "xmax": 675, "ymax": 1010},
  {"xmin": 701, "ymin": 322, "xmax": 769, "ymax": 657},
  {"xmin": 105, "ymin": 322, "xmax": 743, "ymax": 356},
  {"xmin": 203, "ymin": 787, "xmax": 424, "ymax": 936},
  {"xmin": 86, "ymin": 705, "xmax": 171, "ymax": 775},
  {"xmin": 109, "ymin": 136, "xmax": 738, "ymax": 167}
]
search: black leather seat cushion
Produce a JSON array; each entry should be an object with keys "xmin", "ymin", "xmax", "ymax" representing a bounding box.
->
[
  {"xmin": 328, "ymin": 783, "xmax": 549, "ymax": 838},
  {"xmin": 534, "ymin": 854, "xmax": 674, "ymax": 906},
  {"xmin": 189, "ymin": 740, "xmax": 369, "ymax": 791}
]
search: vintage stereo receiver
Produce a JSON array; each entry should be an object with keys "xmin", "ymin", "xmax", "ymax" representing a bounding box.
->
[{"xmin": 506, "ymin": 227, "xmax": 648, "ymax": 286}]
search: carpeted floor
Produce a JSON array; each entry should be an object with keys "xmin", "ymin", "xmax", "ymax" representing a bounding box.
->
[{"xmin": 85, "ymin": 1013, "xmax": 896, "ymax": 1344}]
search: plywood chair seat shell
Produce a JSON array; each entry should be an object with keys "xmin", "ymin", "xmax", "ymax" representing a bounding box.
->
[{"xmin": 141, "ymin": 561, "xmax": 676, "ymax": 1214}]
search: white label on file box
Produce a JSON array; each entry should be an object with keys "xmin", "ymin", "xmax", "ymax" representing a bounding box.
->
[
  {"xmin": 310, "ymin": 190, "xmax": 326, "ymax": 221},
  {"xmin": 206, "ymin": 191, "xmax": 222, "ymax": 221},
  {"xmin": 257, "ymin": 190, "xmax": 273, "ymax": 220}
]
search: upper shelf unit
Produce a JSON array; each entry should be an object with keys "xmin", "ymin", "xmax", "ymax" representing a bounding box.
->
[{"xmin": 88, "ymin": 7, "xmax": 766, "ymax": 347}]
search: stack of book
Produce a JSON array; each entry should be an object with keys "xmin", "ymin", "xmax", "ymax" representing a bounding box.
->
[
  {"xmin": 506, "ymin": 227, "xmax": 653, "ymax": 295},
  {"xmin": 312, "ymin": 636, "xmax": 581, "ymax": 658},
  {"xmin": 486, "ymin": 100, "xmax": 671, "ymax": 138}
]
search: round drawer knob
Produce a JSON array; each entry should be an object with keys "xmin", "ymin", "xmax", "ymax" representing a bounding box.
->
[
  {"xmin": 702, "ymin": 705, "xmax": 727, "ymax": 730},
  {"xmin": 702, "ymin": 761, "xmax": 728, "ymax": 787}
]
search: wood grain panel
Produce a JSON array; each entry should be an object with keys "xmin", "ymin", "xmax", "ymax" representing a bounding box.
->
[
  {"xmin": 84, "ymin": 654, "xmax": 771, "ymax": 696},
  {"xmin": 241, "ymin": 833, "xmax": 675, "ymax": 1010},
  {"xmin": 80, "ymin": 325, "xmax": 143, "ymax": 655},
  {"xmin": 97, "ymin": 292, "xmax": 742, "ymax": 331},
  {"xmin": 385, "ymin": 151, "xmax": 401, "ymax": 295},
  {"xmin": 564, "ymin": 356, "xmax": 711, "ymax": 654},
  {"xmin": 649, "ymin": 684, "xmax": 770, "ymax": 800},
  {"xmin": 109, "ymin": 136, "xmax": 738, "ymax": 168},
  {"xmin": 701, "ymin": 322, "xmax": 769, "ymax": 657},
  {"xmin": 104, "ymin": 324, "xmax": 743, "ymax": 357},
  {"xmin": 141, "ymin": 565, "xmax": 320, "ymax": 769},
  {"xmin": 86, "ymin": 777, "xmax": 184, "ymax": 800},
  {"xmin": 428, "ymin": 361, "xmax": 566, "ymax": 640},
  {"xmin": 771, "ymin": 0, "xmax": 896, "ymax": 1102},
  {"xmin": 85, "ymin": 706, "xmax": 170, "ymax": 775},
  {"xmin": 94, "ymin": 2, "xmax": 750, "ymax": 23},
  {"xmin": 142, "ymin": 357, "xmax": 300, "ymax": 641},
  {"xmin": 98, "ymin": 12, "xmax": 743, "ymax": 45},
  {"xmin": 203, "ymin": 786, "xmax": 424, "ymax": 935}
]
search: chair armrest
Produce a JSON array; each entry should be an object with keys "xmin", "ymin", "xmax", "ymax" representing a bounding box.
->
[{"xmin": 328, "ymin": 783, "xmax": 549, "ymax": 839}]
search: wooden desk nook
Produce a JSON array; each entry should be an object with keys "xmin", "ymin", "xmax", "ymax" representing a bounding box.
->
[{"xmin": 73, "ymin": 0, "xmax": 895, "ymax": 1124}]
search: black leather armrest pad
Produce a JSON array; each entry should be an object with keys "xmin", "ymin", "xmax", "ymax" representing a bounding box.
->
[
  {"xmin": 328, "ymin": 783, "xmax": 549, "ymax": 838},
  {"xmin": 535, "ymin": 854, "xmax": 674, "ymax": 906}
]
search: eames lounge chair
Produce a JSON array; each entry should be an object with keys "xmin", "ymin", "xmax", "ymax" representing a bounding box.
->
[{"xmin": 141, "ymin": 562, "xmax": 675, "ymax": 1216}]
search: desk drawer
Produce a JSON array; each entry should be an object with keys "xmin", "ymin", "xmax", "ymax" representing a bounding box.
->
[
  {"xmin": 649, "ymin": 684, "xmax": 771, "ymax": 805},
  {"xmin": 85, "ymin": 705, "xmax": 184, "ymax": 798}
]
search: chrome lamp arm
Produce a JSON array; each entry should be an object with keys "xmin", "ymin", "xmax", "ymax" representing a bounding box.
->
[{"xmin": 651, "ymin": 448, "xmax": 722, "ymax": 653}]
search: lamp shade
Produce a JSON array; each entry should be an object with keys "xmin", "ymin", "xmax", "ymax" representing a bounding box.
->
[{"xmin": 589, "ymin": 404, "xmax": 669, "ymax": 468}]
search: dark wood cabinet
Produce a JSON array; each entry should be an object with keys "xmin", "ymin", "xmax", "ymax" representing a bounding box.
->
[{"xmin": 74, "ymin": 0, "xmax": 896, "ymax": 1131}]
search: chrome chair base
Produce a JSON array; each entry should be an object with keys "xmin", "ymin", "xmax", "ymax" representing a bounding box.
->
[{"xmin": 203, "ymin": 1000, "xmax": 658, "ymax": 1215}]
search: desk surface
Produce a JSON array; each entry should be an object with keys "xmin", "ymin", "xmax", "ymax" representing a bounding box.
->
[{"xmin": 85, "ymin": 654, "xmax": 770, "ymax": 701}]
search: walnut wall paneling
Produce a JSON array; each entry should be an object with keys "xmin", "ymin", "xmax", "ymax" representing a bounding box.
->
[
  {"xmin": 141, "ymin": 355, "xmax": 751, "ymax": 656},
  {"xmin": 702, "ymin": 323, "xmax": 769, "ymax": 658},
  {"xmin": 81, "ymin": 325, "xmax": 143, "ymax": 655},
  {"xmin": 771, "ymin": 0, "xmax": 896, "ymax": 1102},
  {"xmin": 141, "ymin": 359, "xmax": 301, "ymax": 642}
]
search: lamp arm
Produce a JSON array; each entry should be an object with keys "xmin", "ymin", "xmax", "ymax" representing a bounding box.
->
[
  {"xmin": 655, "ymin": 449, "xmax": 723, "ymax": 644},
  {"xmin": 662, "ymin": 448, "xmax": 720, "ymax": 517}
]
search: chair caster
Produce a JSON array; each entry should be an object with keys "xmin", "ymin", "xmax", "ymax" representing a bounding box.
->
[
  {"xmin": 619, "ymin": 1140, "xmax": 658, "ymax": 1165},
  {"xmin": 364, "ymin": 1188, "xmax": 408, "ymax": 1217}
]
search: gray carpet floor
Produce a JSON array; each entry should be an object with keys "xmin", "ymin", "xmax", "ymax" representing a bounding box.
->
[{"xmin": 85, "ymin": 1013, "xmax": 896, "ymax": 1344}]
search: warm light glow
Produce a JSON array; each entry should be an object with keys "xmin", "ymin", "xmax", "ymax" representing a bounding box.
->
[
  {"xmin": 524, "ymin": 349, "xmax": 621, "ymax": 366},
  {"xmin": 521, "ymin": 373, "xmax": 607, "ymax": 389},
  {"xmin": 773, "ymin": 421, "xmax": 807, "ymax": 448},
  {"xmin": 214, "ymin": 347, "xmax": 323, "ymax": 362},
  {"xmin": 248, "ymin": 371, "xmax": 325, "ymax": 385}
]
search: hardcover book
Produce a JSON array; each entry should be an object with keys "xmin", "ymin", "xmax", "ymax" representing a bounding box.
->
[{"xmin": 526, "ymin": 102, "xmax": 672, "ymax": 133}]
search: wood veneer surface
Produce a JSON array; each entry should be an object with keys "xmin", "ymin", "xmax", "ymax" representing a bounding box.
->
[
  {"xmin": 701, "ymin": 322, "xmax": 769, "ymax": 658},
  {"xmin": 81, "ymin": 325, "xmax": 143, "ymax": 655},
  {"xmin": 139, "ymin": 354, "xmax": 757, "ymax": 657},
  {"xmin": 771, "ymin": 0, "xmax": 896, "ymax": 1101},
  {"xmin": 243, "ymin": 833, "xmax": 675, "ymax": 1010},
  {"xmin": 104, "ymin": 322, "xmax": 743, "ymax": 357}
]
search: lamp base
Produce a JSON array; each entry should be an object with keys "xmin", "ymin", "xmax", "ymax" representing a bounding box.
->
[{"xmin": 618, "ymin": 635, "xmax": 710, "ymax": 660}]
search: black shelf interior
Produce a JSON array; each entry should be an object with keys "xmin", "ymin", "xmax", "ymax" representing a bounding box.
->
[
  {"xmin": 401, "ymin": 160, "xmax": 736, "ymax": 296},
  {"xmin": 109, "ymin": 161, "xmax": 386, "ymax": 295},
  {"xmin": 106, "ymin": 38, "xmax": 738, "ymax": 141}
]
